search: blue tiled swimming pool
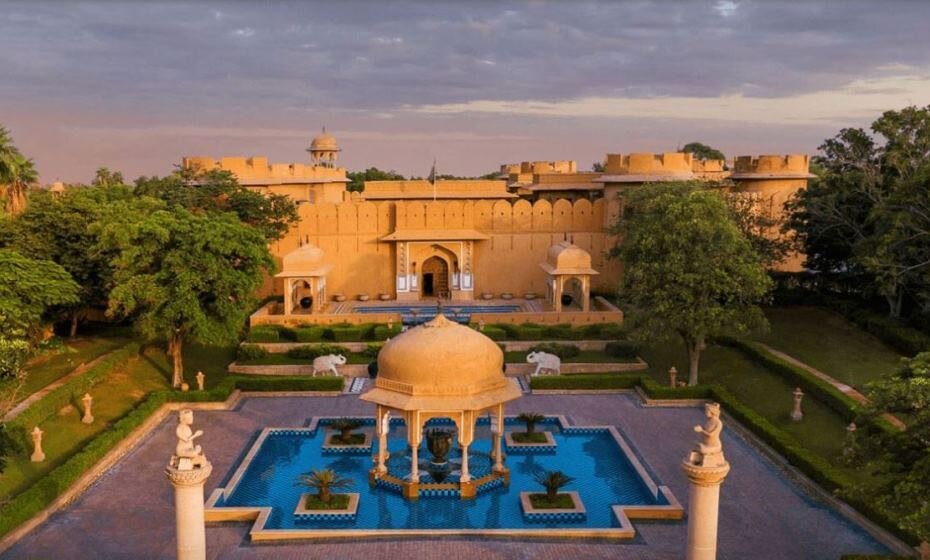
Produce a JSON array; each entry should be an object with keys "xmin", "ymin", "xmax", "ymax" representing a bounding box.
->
[
  {"xmin": 210, "ymin": 417, "xmax": 672, "ymax": 533},
  {"xmin": 353, "ymin": 304, "xmax": 521, "ymax": 325}
]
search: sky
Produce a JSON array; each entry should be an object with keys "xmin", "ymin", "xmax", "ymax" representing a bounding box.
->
[{"xmin": 2, "ymin": 1, "xmax": 930, "ymax": 183}]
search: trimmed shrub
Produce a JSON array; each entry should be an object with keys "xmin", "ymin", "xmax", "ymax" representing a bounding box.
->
[
  {"xmin": 247, "ymin": 327, "xmax": 280, "ymax": 343},
  {"xmin": 518, "ymin": 325, "xmax": 544, "ymax": 341},
  {"xmin": 362, "ymin": 343, "xmax": 383, "ymax": 359},
  {"xmin": 529, "ymin": 342, "xmax": 581, "ymax": 359},
  {"xmin": 542, "ymin": 324, "xmax": 582, "ymax": 340},
  {"xmin": 293, "ymin": 326, "xmax": 325, "ymax": 342},
  {"xmin": 372, "ymin": 325, "xmax": 402, "ymax": 341},
  {"xmin": 237, "ymin": 344, "xmax": 269, "ymax": 362},
  {"xmin": 482, "ymin": 326, "xmax": 507, "ymax": 341},
  {"xmin": 581, "ymin": 323, "xmax": 604, "ymax": 338},
  {"xmin": 605, "ymin": 340, "xmax": 640, "ymax": 359},
  {"xmin": 332, "ymin": 327, "xmax": 363, "ymax": 342},
  {"xmin": 286, "ymin": 345, "xmax": 323, "ymax": 360},
  {"xmin": 599, "ymin": 324, "xmax": 625, "ymax": 339}
]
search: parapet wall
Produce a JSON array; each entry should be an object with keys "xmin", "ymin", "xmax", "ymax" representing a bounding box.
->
[
  {"xmin": 603, "ymin": 152, "xmax": 695, "ymax": 175},
  {"xmin": 182, "ymin": 156, "xmax": 347, "ymax": 182},
  {"xmin": 732, "ymin": 154, "xmax": 811, "ymax": 176}
]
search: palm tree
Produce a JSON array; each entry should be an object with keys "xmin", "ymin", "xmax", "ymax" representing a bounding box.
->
[
  {"xmin": 329, "ymin": 418, "xmax": 362, "ymax": 442},
  {"xmin": 533, "ymin": 470, "xmax": 575, "ymax": 502},
  {"xmin": 3, "ymin": 152, "xmax": 37, "ymax": 215},
  {"xmin": 295, "ymin": 468, "xmax": 354, "ymax": 503},
  {"xmin": 516, "ymin": 412, "xmax": 546, "ymax": 435}
]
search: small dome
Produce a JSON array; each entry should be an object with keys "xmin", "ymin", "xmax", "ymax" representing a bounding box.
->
[
  {"xmin": 282, "ymin": 243, "xmax": 325, "ymax": 271},
  {"xmin": 309, "ymin": 130, "xmax": 340, "ymax": 152},
  {"xmin": 50, "ymin": 181, "xmax": 65, "ymax": 193},
  {"xmin": 376, "ymin": 314, "xmax": 505, "ymax": 396},
  {"xmin": 547, "ymin": 240, "xmax": 592, "ymax": 271}
]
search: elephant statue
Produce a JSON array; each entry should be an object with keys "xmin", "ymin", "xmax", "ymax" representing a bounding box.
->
[
  {"xmin": 312, "ymin": 354, "xmax": 347, "ymax": 376},
  {"xmin": 526, "ymin": 351, "xmax": 561, "ymax": 376}
]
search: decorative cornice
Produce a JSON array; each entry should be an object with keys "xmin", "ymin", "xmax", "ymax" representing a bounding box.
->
[
  {"xmin": 166, "ymin": 460, "xmax": 213, "ymax": 487},
  {"xmin": 681, "ymin": 460, "xmax": 730, "ymax": 487}
]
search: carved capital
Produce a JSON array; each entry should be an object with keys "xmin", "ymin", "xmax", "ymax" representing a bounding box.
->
[
  {"xmin": 166, "ymin": 460, "xmax": 213, "ymax": 488},
  {"xmin": 681, "ymin": 459, "xmax": 730, "ymax": 487}
]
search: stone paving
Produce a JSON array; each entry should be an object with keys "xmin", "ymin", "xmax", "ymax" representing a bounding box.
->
[{"xmin": 1, "ymin": 393, "xmax": 895, "ymax": 559}]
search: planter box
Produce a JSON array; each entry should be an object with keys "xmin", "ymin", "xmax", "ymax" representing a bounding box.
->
[
  {"xmin": 504, "ymin": 430, "xmax": 556, "ymax": 452},
  {"xmin": 322, "ymin": 430, "xmax": 373, "ymax": 454},
  {"xmin": 520, "ymin": 491, "xmax": 586, "ymax": 522},
  {"xmin": 293, "ymin": 492, "xmax": 360, "ymax": 520}
]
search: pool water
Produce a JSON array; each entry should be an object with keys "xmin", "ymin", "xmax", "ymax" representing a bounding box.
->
[
  {"xmin": 214, "ymin": 418, "xmax": 663, "ymax": 531},
  {"xmin": 353, "ymin": 304, "xmax": 521, "ymax": 325}
]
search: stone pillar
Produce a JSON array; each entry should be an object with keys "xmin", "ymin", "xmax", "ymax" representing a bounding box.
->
[
  {"xmin": 790, "ymin": 387, "xmax": 804, "ymax": 422},
  {"xmin": 682, "ymin": 402, "xmax": 731, "ymax": 560},
  {"xmin": 283, "ymin": 278, "xmax": 293, "ymax": 316},
  {"xmin": 30, "ymin": 426, "xmax": 45, "ymax": 462},
  {"xmin": 668, "ymin": 367, "xmax": 678, "ymax": 388},
  {"xmin": 460, "ymin": 444, "xmax": 470, "ymax": 483},
  {"xmin": 166, "ymin": 409, "xmax": 212, "ymax": 560},
  {"xmin": 195, "ymin": 371, "xmax": 205, "ymax": 392},
  {"xmin": 376, "ymin": 409, "xmax": 390, "ymax": 474},
  {"xmin": 81, "ymin": 393, "xmax": 94, "ymax": 424},
  {"xmin": 582, "ymin": 277, "xmax": 591, "ymax": 312},
  {"xmin": 491, "ymin": 414, "xmax": 505, "ymax": 473}
]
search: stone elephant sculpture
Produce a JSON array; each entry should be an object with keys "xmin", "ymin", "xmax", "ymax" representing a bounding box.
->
[
  {"xmin": 526, "ymin": 351, "xmax": 561, "ymax": 376},
  {"xmin": 312, "ymin": 354, "xmax": 347, "ymax": 376}
]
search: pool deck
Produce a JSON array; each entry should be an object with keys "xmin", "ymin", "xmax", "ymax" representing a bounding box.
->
[{"xmin": 0, "ymin": 393, "xmax": 899, "ymax": 559}]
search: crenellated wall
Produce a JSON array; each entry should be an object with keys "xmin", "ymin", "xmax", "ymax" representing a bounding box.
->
[
  {"xmin": 266, "ymin": 198, "xmax": 619, "ymax": 299},
  {"xmin": 732, "ymin": 154, "xmax": 811, "ymax": 176},
  {"xmin": 603, "ymin": 152, "xmax": 695, "ymax": 176}
]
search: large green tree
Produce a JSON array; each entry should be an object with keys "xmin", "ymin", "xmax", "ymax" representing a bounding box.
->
[
  {"xmin": 680, "ymin": 142, "xmax": 725, "ymax": 161},
  {"xmin": 99, "ymin": 205, "xmax": 275, "ymax": 387},
  {"xmin": 611, "ymin": 183, "xmax": 772, "ymax": 385},
  {"xmin": 787, "ymin": 105, "xmax": 930, "ymax": 317},
  {"xmin": 0, "ymin": 126, "xmax": 37, "ymax": 215},
  {"xmin": 135, "ymin": 169, "xmax": 298, "ymax": 241},
  {"xmin": 848, "ymin": 352, "xmax": 930, "ymax": 543},
  {"xmin": 7, "ymin": 186, "xmax": 135, "ymax": 336},
  {"xmin": 0, "ymin": 249, "xmax": 79, "ymax": 341},
  {"xmin": 346, "ymin": 167, "xmax": 405, "ymax": 192}
]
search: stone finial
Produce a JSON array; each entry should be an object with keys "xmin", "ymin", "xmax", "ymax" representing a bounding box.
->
[
  {"xmin": 686, "ymin": 402, "xmax": 727, "ymax": 470},
  {"xmin": 172, "ymin": 409, "xmax": 206, "ymax": 471},
  {"xmin": 668, "ymin": 366, "xmax": 678, "ymax": 388},
  {"xmin": 195, "ymin": 371, "xmax": 205, "ymax": 391},
  {"xmin": 81, "ymin": 393, "xmax": 94, "ymax": 424},
  {"xmin": 30, "ymin": 426, "xmax": 45, "ymax": 462},
  {"xmin": 790, "ymin": 387, "xmax": 804, "ymax": 422}
]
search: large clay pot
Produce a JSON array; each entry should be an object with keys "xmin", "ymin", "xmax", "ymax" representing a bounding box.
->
[
  {"xmin": 426, "ymin": 428, "xmax": 453, "ymax": 465},
  {"xmin": 299, "ymin": 296, "xmax": 313, "ymax": 309},
  {"xmin": 561, "ymin": 294, "xmax": 574, "ymax": 306}
]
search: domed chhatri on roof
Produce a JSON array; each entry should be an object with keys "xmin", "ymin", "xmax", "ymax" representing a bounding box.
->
[
  {"xmin": 541, "ymin": 240, "xmax": 597, "ymax": 275},
  {"xmin": 361, "ymin": 313, "xmax": 520, "ymax": 410},
  {"xmin": 276, "ymin": 243, "xmax": 331, "ymax": 277},
  {"xmin": 309, "ymin": 130, "xmax": 340, "ymax": 152}
]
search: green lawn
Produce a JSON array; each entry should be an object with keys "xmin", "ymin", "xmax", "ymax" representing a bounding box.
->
[
  {"xmin": 752, "ymin": 306, "xmax": 904, "ymax": 389},
  {"xmin": 504, "ymin": 350, "xmax": 637, "ymax": 364},
  {"xmin": 640, "ymin": 340, "xmax": 850, "ymax": 460}
]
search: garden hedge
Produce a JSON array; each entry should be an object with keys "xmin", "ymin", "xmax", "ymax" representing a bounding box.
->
[
  {"xmin": 530, "ymin": 374, "xmax": 640, "ymax": 391},
  {"xmin": 0, "ymin": 374, "xmax": 342, "ymax": 539}
]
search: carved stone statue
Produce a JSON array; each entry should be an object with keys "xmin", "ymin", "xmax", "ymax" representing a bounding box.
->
[
  {"xmin": 312, "ymin": 354, "xmax": 347, "ymax": 376},
  {"xmin": 173, "ymin": 409, "xmax": 205, "ymax": 469},
  {"xmin": 526, "ymin": 351, "xmax": 561, "ymax": 376},
  {"xmin": 688, "ymin": 402, "xmax": 726, "ymax": 468},
  {"xmin": 380, "ymin": 410, "xmax": 391, "ymax": 435}
]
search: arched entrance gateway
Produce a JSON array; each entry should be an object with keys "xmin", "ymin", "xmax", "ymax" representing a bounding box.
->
[{"xmin": 421, "ymin": 256, "xmax": 449, "ymax": 298}]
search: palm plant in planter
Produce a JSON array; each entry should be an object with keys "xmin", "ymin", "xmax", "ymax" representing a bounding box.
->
[
  {"xmin": 296, "ymin": 468, "xmax": 355, "ymax": 506},
  {"xmin": 329, "ymin": 418, "xmax": 363, "ymax": 444},
  {"xmin": 533, "ymin": 470, "xmax": 575, "ymax": 507},
  {"xmin": 514, "ymin": 412, "xmax": 548, "ymax": 443}
]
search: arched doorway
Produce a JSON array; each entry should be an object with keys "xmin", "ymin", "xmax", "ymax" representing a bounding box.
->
[{"xmin": 422, "ymin": 257, "xmax": 449, "ymax": 298}]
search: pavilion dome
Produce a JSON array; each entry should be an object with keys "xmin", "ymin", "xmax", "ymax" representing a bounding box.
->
[
  {"xmin": 547, "ymin": 240, "xmax": 592, "ymax": 271},
  {"xmin": 374, "ymin": 314, "xmax": 509, "ymax": 398},
  {"xmin": 309, "ymin": 130, "xmax": 340, "ymax": 152},
  {"xmin": 278, "ymin": 243, "xmax": 329, "ymax": 276}
]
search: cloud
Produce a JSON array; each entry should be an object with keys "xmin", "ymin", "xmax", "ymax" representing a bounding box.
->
[
  {"xmin": 233, "ymin": 27, "xmax": 255, "ymax": 38},
  {"xmin": 713, "ymin": 1, "xmax": 740, "ymax": 18}
]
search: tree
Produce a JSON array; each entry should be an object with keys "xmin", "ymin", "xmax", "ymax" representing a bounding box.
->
[
  {"xmin": 0, "ymin": 249, "xmax": 79, "ymax": 340},
  {"xmin": 847, "ymin": 352, "xmax": 930, "ymax": 543},
  {"xmin": 99, "ymin": 206, "xmax": 275, "ymax": 387},
  {"xmin": 346, "ymin": 167, "xmax": 405, "ymax": 192},
  {"xmin": 592, "ymin": 162, "xmax": 605, "ymax": 172},
  {"xmin": 1, "ymin": 147, "xmax": 38, "ymax": 216},
  {"xmin": 723, "ymin": 190, "xmax": 792, "ymax": 267},
  {"xmin": 92, "ymin": 167, "xmax": 125, "ymax": 188},
  {"xmin": 517, "ymin": 412, "xmax": 546, "ymax": 435},
  {"xmin": 680, "ymin": 142, "xmax": 725, "ymax": 161},
  {"xmin": 533, "ymin": 470, "xmax": 575, "ymax": 503},
  {"xmin": 295, "ymin": 468, "xmax": 354, "ymax": 503},
  {"xmin": 8, "ymin": 186, "xmax": 134, "ymax": 336},
  {"xmin": 135, "ymin": 169, "xmax": 298, "ymax": 242},
  {"xmin": 611, "ymin": 183, "xmax": 772, "ymax": 385}
]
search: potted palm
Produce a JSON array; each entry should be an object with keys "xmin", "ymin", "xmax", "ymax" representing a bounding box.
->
[
  {"xmin": 513, "ymin": 412, "xmax": 547, "ymax": 443},
  {"xmin": 328, "ymin": 418, "xmax": 364, "ymax": 445},
  {"xmin": 295, "ymin": 468, "xmax": 357, "ymax": 512},
  {"xmin": 520, "ymin": 470, "xmax": 584, "ymax": 515}
]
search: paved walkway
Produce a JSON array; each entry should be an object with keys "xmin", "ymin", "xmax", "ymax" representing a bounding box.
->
[
  {"xmin": 757, "ymin": 343, "xmax": 906, "ymax": 430},
  {"xmin": 1, "ymin": 393, "xmax": 897, "ymax": 559},
  {"xmin": 1, "ymin": 348, "xmax": 118, "ymax": 423}
]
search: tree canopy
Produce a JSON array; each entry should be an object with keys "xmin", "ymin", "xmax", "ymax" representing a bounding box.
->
[
  {"xmin": 346, "ymin": 167, "xmax": 405, "ymax": 192},
  {"xmin": 610, "ymin": 182, "xmax": 772, "ymax": 385},
  {"xmin": 0, "ymin": 249, "xmax": 79, "ymax": 340},
  {"xmin": 680, "ymin": 142, "xmax": 725, "ymax": 161},
  {"xmin": 98, "ymin": 205, "xmax": 275, "ymax": 387},
  {"xmin": 0, "ymin": 126, "xmax": 38, "ymax": 215}
]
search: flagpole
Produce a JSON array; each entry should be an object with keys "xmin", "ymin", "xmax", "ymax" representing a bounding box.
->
[{"xmin": 432, "ymin": 157, "xmax": 437, "ymax": 202}]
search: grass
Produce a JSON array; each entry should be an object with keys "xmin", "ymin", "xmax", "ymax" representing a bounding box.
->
[
  {"xmin": 640, "ymin": 340, "xmax": 851, "ymax": 461},
  {"xmin": 504, "ymin": 350, "xmax": 638, "ymax": 364},
  {"xmin": 0, "ymin": 346, "xmax": 167, "ymax": 500},
  {"xmin": 236, "ymin": 352, "xmax": 371, "ymax": 366},
  {"xmin": 511, "ymin": 432, "xmax": 549, "ymax": 443},
  {"xmin": 304, "ymin": 494, "xmax": 351, "ymax": 510},
  {"xmin": 327, "ymin": 433, "xmax": 366, "ymax": 445},
  {"xmin": 528, "ymin": 493, "xmax": 575, "ymax": 509},
  {"xmin": 752, "ymin": 306, "xmax": 904, "ymax": 389}
]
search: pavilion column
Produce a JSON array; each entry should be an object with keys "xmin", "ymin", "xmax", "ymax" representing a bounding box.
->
[
  {"xmin": 408, "ymin": 412, "xmax": 421, "ymax": 483},
  {"xmin": 553, "ymin": 278, "xmax": 563, "ymax": 312},
  {"xmin": 376, "ymin": 406, "xmax": 389, "ymax": 474},
  {"xmin": 283, "ymin": 278, "xmax": 293, "ymax": 316},
  {"xmin": 460, "ymin": 444, "xmax": 470, "ymax": 483},
  {"xmin": 582, "ymin": 276, "xmax": 591, "ymax": 312},
  {"xmin": 492, "ymin": 407, "xmax": 505, "ymax": 473}
]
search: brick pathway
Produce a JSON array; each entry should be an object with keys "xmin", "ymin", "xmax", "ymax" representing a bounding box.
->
[{"xmin": 0, "ymin": 393, "xmax": 896, "ymax": 559}]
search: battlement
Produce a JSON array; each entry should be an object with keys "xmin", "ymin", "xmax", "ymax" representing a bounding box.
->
[
  {"xmin": 181, "ymin": 156, "xmax": 348, "ymax": 185},
  {"xmin": 602, "ymin": 152, "xmax": 695, "ymax": 177},
  {"xmin": 361, "ymin": 179, "xmax": 515, "ymax": 200},
  {"xmin": 731, "ymin": 155, "xmax": 811, "ymax": 178}
]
